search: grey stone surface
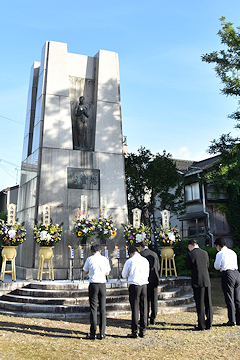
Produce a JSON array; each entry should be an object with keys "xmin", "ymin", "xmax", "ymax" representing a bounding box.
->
[
  {"xmin": 16, "ymin": 41, "xmax": 128, "ymax": 280},
  {"xmin": 0, "ymin": 277, "xmax": 194, "ymax": 318}
]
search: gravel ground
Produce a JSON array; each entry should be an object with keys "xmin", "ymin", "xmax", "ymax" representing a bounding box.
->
[{"xmin": 0, "ymin": 278, "xmax": 239, "ymax": 360}]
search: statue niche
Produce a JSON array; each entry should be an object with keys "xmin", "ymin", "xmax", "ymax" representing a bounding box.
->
[{"xmin": 72, "ymin": 96, "xmax": 93, "ymax": 150}]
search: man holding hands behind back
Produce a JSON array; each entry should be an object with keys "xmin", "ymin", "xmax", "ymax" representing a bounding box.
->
[
  {"xmin": 214, "ymin": 237, "xmax": 240, "ymax": 326},
  {"xmin": 139, "ymin": 241, "xmax": 160, "ymax": 325},
  {"xmin": 122, "ymin": 246, "xmax": 149, "ymax": 338},
  {"xmin": 186, "ymin": 239, "xmax": 213, "ymax": 331},
  {"xmin": 83, "ymin": 244, "xmax": 111, "ymax": 340}
]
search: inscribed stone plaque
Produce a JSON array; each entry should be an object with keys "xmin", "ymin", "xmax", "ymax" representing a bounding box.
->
[{"xmin": 67, "ymin": 168, "xmax": 100, "ymax": 190}]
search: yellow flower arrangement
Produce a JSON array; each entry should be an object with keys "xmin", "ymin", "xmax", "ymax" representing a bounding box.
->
[
  {"xmin": 154, "ymin": 224, "xmax": 181, "ymax": 246},
  {"xmin": 33, "ymin": 222, "xmax": 63, "ymax": 247},
  {"xmin": 96, "ymin": 215, "xmax": 117, "ymax": 242},
  {"xmin": 123, "ymin": 223, "xmax": 151, "ymax": 246},
  {"xmin": 0, "ymin": 219, "xmax": 26, "ymax": 246}
]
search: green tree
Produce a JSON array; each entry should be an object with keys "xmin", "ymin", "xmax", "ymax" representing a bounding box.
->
[
  {"xmin": 0, "ymin": 211, "xmax": 7, "ymax": 221},
  {"xmin": 202, "ymin": 16, "xmax": 240, "ymax": 127},
  {"xmin": 125, "ymin": 147, "xmax": 185, "ymax": 226},
  {"xmin": 204, "ymin": 134, "xmax": 240, "ymax": 246},
  {"xmin": 125, "ymin": 147, "xmax": 153, "ymax": 224},
  {"xmin": 201, "ymin": 17, "xmax": 240, "ymax": 246}
]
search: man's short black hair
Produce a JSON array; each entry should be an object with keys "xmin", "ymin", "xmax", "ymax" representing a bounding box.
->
[
  {"xmin": 91, "ymin": 244, "xmax": 101, "ymax": 253},
  {"xmin": 128, "ymin": 246, "xmax": 138, "ymax": 255},
  {"xmin": 187, "ymin": 239, "xmax": 197, "ymax": 246},
  {"xmin": 139, "ymin": 241, "xmax": 148, "ymax": 248},
  {"xmin": 214, "ymin": 237, "xmax": 226, "ymax": 248}
]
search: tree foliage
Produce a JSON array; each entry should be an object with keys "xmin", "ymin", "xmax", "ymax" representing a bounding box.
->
[
  {"xmin": 202, "ymin": 16, "xmax": 240, "ymax": 126},
  {"xmin": 202, "ymin": 17, "xmax": 240, "ymax": 246},
  {"xmin": 125, "ymin": 147, "xmax": 186, "ymax": 226},
  {"xmin": 204, "ymin": 134, "xmax": 240, "ymax": 246}
]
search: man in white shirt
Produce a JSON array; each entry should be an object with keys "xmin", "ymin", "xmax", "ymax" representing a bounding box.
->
[
  {"xmin": 214, "ymin": 237, "xmax": 240, "ymax": 326},
  {"xmin": 83, "ymin": 244, "xmax": 111, "ymax": 339},
  {"xmin": 122, "ymin": 246, "xmax": 150, "ymax": 338}
]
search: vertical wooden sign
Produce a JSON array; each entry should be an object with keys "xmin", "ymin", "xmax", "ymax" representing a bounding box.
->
[
  {"xmin": 81, "ymin": 195, "xmax": 88, "ymax": 219},
  {"xmin": 43, "ymin": 204, "xmax": 51, "ymax": 226},
  {"xmin": 132, "ymin": 208, "xmax": 141, "ymax": 229},
  {"xmin": 100, "ymin": 197, "xmax": 107, "ymax": 218},
  {"xmin": 162, "ymin": 209, "xmax": 170, "ymax": 228},
  {"xmin": 7, "ymin": 203, "xmax": 17, "ymax": 225}
]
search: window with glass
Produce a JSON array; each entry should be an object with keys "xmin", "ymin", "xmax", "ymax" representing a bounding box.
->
[
  {"xmin": 185, "ymin": 182, "xmax": 200, "ymax": 202},
  {"xmin": 189, "ymin": 226, "xmax": 205, "ymax": 236}
]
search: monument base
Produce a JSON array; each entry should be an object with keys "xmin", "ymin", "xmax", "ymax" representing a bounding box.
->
[{"xmin": 16, "ymin": 264, "xmax": 122, "ymax": 281}]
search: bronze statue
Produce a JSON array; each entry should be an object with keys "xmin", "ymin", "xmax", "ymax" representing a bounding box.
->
[{"xmin": 74, "ymin": 96, "xmax": 89, "ymax": 148}]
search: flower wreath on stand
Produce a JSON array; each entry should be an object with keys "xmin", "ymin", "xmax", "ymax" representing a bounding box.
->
[
  {"xmin": 33, "ymin": 221, "xmax": 63, "ymax": 247},
  {"xmin": 96, "ymin": 213, "xmax": 117, "ymax": 244},
  {"xmin": 73, "ymin": 211, "xmax": 96, "ymax": 243},
  {"xmin": 0, "ymin": 219, "xmax": 26, "ymax": 247},
  {"xmin": 155, "ymin": 224, "xmax": 181, "ymax": 247},
  {"xmin": 123, "ymin": 223, "xmax": 151, "ymax": 247}
]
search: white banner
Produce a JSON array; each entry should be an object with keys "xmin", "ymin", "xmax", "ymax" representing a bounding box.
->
[
  {"xmin": 132, "ymin": 208, "xmax": 141, "ymax": 229},
  {"xmin": 162, "ymin": 209, "xmax": 170, "ymax": 228},
  {"xmin": 7, "ymin": 203, "xmax": 16, "ymax": 225},
  {"xmin": 43, "ymin": 204, "xmax": 51, "ymax": 226},
  {"xmin": 81, "ymin": 195, "xmax": 88, "ymax": 218},
  {"xmin": 100, "ymin": 197, "xmax": 107, "ymax": 218}
]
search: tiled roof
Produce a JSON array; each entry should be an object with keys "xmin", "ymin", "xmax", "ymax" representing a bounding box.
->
[
  {"xmin": 178, "ymin": 211, "xmax": 207, "ymax": 220},
  {"xmin": 173, "ymin": 155, "xmax": 221, "ymax": 174}
]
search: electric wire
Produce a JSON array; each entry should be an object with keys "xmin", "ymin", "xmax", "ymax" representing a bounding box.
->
[
  {"xmin": 0, "ymin": 115, "xmax": 24, "ymax": 125},
  {"xmin": 0, "ymin": 163, "xmax": 16, "ymax": 180}
]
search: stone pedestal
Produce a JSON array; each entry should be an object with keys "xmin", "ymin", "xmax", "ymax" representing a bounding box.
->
[{"xmin": 16, "ymin": 41, "xmax": 128, "ymax": 279}]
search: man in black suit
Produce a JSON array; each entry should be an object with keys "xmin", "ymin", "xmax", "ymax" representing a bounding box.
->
[
  {"xmin": 186, "ymin": 239, "xmax": 213, "ymax": 331},
  {"xmin": 139, "ymin": 241, "xmax": 160, "ymax": 325}
]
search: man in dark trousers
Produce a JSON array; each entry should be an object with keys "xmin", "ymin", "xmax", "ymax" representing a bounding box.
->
[
  {"xmin": 214, "ymin": 237, "xmax": 240, "ymax": 326},
  {"xmin": 83, "ymin": 244, "xmax": 111, "ymax": 340},
  {"xmin": 139, "ymin": 241, "xmax": 160, "ymax": 325},
  {"xmin": 186, "ymin": 239, "xmax": 213, "ymax": 331},
  {"xmin": 122, "ymin": 246, "xmax": 149, "ymax": 338}
]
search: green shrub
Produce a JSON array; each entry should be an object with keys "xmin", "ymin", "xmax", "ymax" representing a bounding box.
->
[
  {"xmin": 0, "ymin": 211, "xmax": 7, "ymax": 221},
  {"xmin": 155, "ymin": 240, "xmax": 240, "ymax": 278},
  {"xmin": 173, "ymin": 239, "xmax": 191, "ymax": 276}
]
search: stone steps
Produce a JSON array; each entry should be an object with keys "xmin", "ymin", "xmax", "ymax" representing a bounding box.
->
[
  {"xmin": 0, "ymin": 294, "xmax": 193, "ymax": 313},
  {"xmin": 1, "ymin": 288, "xmax": 182, "ymax": 305},
  {"xmin": 0, "ymin": 303, "xmax": 196, "ymax": 320},
  {"xmin": 0, "ymin": 277, "xmax": 195, "ymax": 319}
]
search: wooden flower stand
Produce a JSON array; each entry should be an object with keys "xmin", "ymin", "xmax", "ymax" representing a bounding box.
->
[
  {"xmin": 37, "ymin": 247, "xmax": 54, "ymax": 281},
  {"xmin": 0, "ymin": 246, "xmax": 17, "ymax": 282},
  {"xmin": 160, "ymin": 247, "xmax": 177, "ymax": 278}
]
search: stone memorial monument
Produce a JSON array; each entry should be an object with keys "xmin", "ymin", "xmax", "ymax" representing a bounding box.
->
[{"xmin": 16, "ymin": 41, "xmax": 128, "ymax": 279}]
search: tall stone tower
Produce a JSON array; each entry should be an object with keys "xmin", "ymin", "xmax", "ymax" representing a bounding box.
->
[{"xmin": 16, "ymin": 41, "xmax": 128, "ymax": 279}]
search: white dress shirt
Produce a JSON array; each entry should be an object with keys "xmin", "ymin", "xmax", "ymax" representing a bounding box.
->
[
  {"xmin": 122, "ymin": 252, "xmax": 149, "ymax": 285},
  {"xmin": 214, "ymin": 246, "xmax": 238, "ymax": 271},
  {"xmin": 83, "ymin": 252, "xmax": 111, "ymax": 283}
]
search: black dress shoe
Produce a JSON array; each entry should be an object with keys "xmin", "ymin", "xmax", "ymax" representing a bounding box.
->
[
  {"xmin": 223, "ymin": 321, "xmax": 236, "ymax": 326},
  {"xmin": 98, "ymin": 334, "xmax": 105, "ymax": 340},
  {"xmin": 193, "ymin": 326, "xmax": 205, "ymax": 331},
  {"xmin": 86, "ymin": 333, "xmax": 96, "ymax": 340},
  {"xmin": 139, "ymin": 331, "xmax": 145, "ymax": 338},
  {"xmin": 127, "ymin": 333, "xmax": 138, "ymax": 338},
  {"xmin": 150, "ymin": 318, "xmax": 156, "ymax": 325},
  {"xmin": 206, "ymin": 326, "xmax": 212, "ymax": 330}
]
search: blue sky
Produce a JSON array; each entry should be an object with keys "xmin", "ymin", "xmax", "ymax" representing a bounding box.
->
[{"xmin": 0, "ymin": 0, "xmax": 240, "ymax": 191}]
